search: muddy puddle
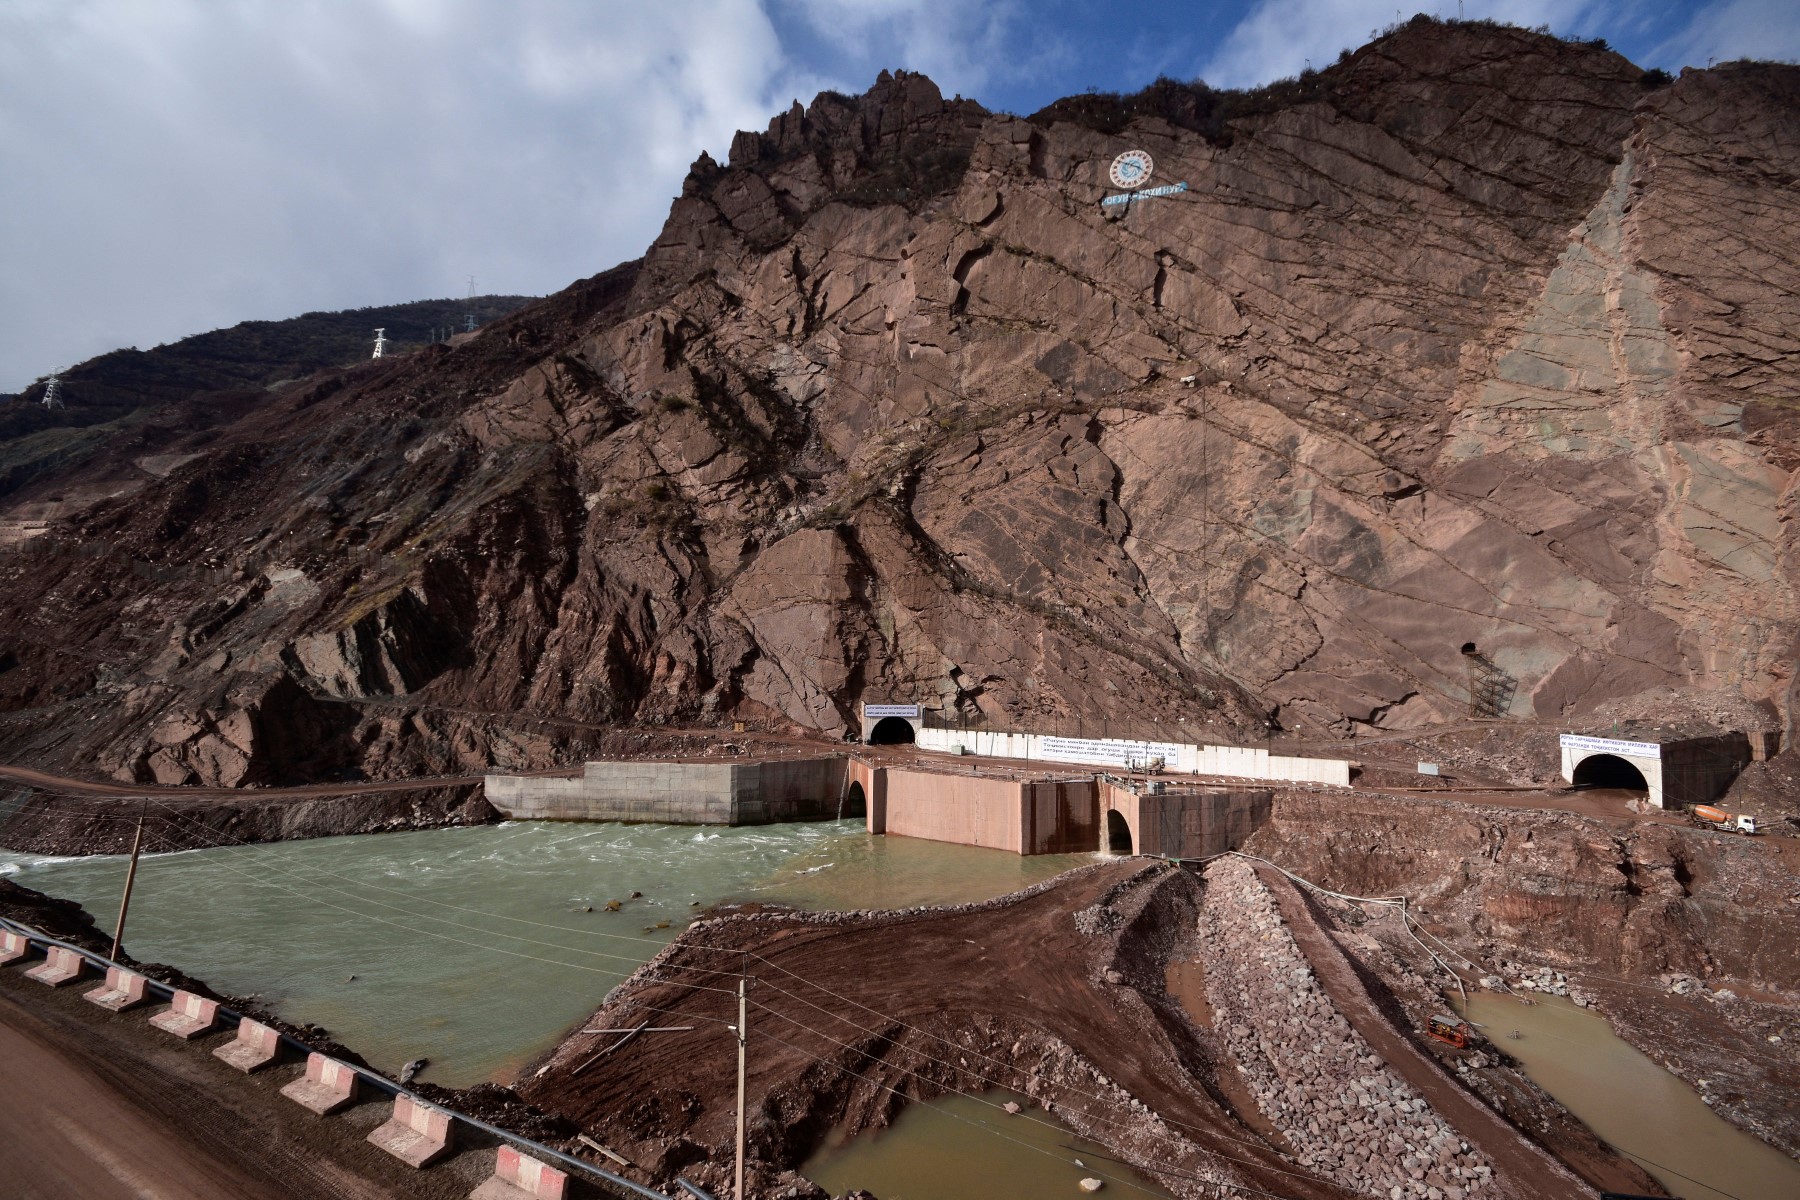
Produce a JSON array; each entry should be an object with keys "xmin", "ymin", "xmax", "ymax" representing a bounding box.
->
[
  {"xmin": 1459, "ymin": 993, "xmax": 1800, "ymax": 1200},
  {"xmin": 803, "ymin": 1089, "xmax": 1175, "ymax": 1200},
  {"xmin": 0, "ymin": 820, "xmax": 1086, "ymax": 1085}
]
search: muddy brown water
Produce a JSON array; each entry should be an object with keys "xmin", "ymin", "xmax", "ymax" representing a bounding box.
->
[
  {"xmin": 1458, "ymin": 993, "xmax": 1800, "ymax": 1200},
  {"xmin": 0, "ymin": 820, "xmax": 1086, "ymax": 1086},
  {"xmin": 803, "ymin": 1089, "xmax": 1175, "ymax": 1200}
]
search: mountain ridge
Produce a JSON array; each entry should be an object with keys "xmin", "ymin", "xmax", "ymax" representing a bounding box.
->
[{"xmin": 0, "ymin": 16, "xmax": 1795, "ymax": 789}]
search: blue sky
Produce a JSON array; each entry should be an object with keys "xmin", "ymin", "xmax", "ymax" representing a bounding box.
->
[{"xmin": 2, "ymin": 0, "xmax": 1795, "ymax": 392}]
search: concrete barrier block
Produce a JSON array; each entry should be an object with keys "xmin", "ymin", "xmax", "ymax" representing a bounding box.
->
[
  {"xmin": 471, "ymin": 1145, "xmax": 568, "ymax": 1200},
  {"xmin": 214, "ymin": 1017, "xmax": 283, "ymax": 1073},
  {"xmin": 0, "ymin": 930, "xmax": 32, "ymax": 965},
  {"xmin": 84, "ymin": 966, "xmax": 151, "ymax": 1012},
  {"xmin": 369, "ymin": 1093, "xmax": 455, "ymax": 1167},
  {"xmin": 149, "ymin": 989, "xmax": 220, "ymax": 1039},
  {"xmin": 281, "ymin": 1052, "xmax": 359, "ymax": 1115},
  {"xmin": 24, "ymin": 946, "xmax": 85, "ymax": 988}
]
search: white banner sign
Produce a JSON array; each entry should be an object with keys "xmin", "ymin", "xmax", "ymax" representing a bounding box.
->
[
  {"xmin": 864, "ymin": 704, "xmax": 919, "ymax": 719},
  {"xmin": 1560, "ymin": 734, "xmax": 1661, "ymax": 760},
  {"xmin": 1039, "ymin": 736, "xmax": 1185, "ymax": 769}
]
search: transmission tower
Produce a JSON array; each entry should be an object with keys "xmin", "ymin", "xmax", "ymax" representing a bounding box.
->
[
  {"xmin": 41, "ymin": 370, "xmax": 65, "ymax": 410},
  {"xmin": 464, "ymin": 275, "xmax": 476, "ymax": 334},
  {"xmin": 372, "ymin": 328, "xmax": 388, "ymax": 359}
]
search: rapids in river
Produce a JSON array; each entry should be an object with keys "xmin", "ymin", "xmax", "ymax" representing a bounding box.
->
[{"xmin": 0, "ymin": 819, "xmax": 1084, "ymax": 1085}]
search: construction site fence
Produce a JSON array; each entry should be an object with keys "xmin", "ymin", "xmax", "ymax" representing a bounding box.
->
[{"xmin": 0, "ymin": 915, "xmax": 684, "ymax": 1200}]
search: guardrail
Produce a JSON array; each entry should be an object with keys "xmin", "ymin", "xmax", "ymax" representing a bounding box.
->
[{"xmin": 0, "ymin": 914, "xmax": 696, "ymax": 1200}]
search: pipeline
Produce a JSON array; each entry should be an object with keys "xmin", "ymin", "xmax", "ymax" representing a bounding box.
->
[{"xmin": 0, "ymin": 914, "xmax": 677, "ymax": 1200}]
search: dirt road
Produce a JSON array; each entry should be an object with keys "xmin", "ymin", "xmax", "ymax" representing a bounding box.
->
[
  {"xmin": 0, "ymin": 956, "xmax": 528, "ymax": 1200},
  {"xmin": 0, "ymin": 999, "xmax": 291, "ymax": 1200},
  {"xmin": 0, "ymin": 763, "xmax": 487, "ymax": 799},
  {"xmin": 1257, "ymin": 866, "xmax": 1646, "ymax": 1199}
]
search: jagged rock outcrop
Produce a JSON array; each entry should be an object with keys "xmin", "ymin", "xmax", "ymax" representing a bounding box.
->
[{"xmin": 0, "ymin": 19, "xmax": 1795, "ymax": 783}]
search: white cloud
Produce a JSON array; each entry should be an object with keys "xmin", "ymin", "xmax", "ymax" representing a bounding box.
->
[
  {"xmin": 1650, "ymin": 0, "xmax": 1800, "ymax": 68},
  {"xmin": 0, "ymin": 0, "xmax": 817, "ymax": 391},
  {"xmin": 779, "ymin": 0, "xmax": 1065, "ymax": 100},
  {"xmin": 1196, "ymin": 1, "xmax": 1587, "ymax": 90}
]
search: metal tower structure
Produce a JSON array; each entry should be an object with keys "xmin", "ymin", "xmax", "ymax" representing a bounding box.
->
[
  {"xmin": 41, "ymin": 371, "xmax": 64, "ymax": 410},
  {"xmin": 372, "ymin": 328, "xmax": 388, "ymax": 359},
  {"xmin": 464, "ymin": 275, "xmax": 476, "ymax": 334},
  {"xmin": 1461, "ymin": 644, "xmax": 1517, "ymax": 718}
]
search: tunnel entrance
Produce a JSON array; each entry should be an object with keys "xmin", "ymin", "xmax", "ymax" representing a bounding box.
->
[
  {"xmin": 842, "ymin": 779, "xmax": 867, "ymax": 819},
  {"xmin": 867, "ymin": 716, "xmax": 916, "ymax": 745},
  {"xmin": 1105, "ymin": 810, "xmax": 1134, "ymax": 856},
  {"xmin": 1571, "ymin": 754, "xmax": 1649, "ymax": 791}
]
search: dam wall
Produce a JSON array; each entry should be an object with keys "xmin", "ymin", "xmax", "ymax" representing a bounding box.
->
[
  {"xmin": 485, "ymin": 757, "xmax": 848, "ymax": 825},
  {"xmin": 486, "ymin": 754, "xmax": 1270, "ymax": 857},
  {"xmin": 1100, "ymin": 781, "xmax": 1274, "ymax": 859},
  {"xmin": 873, "ymin": 768, "xmax": 1097, "ymax": 854},
  {"xmin": 912, "ymin": 727, "xmax": 1349, "ymax": 787}
]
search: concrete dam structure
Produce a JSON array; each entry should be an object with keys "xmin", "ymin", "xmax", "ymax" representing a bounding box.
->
[
  {"xmin": 483, "ymin": 758, "xmax": 849, "ymax": 825},
  {"xmin": 485, "ymin": 754, "xmax": 1271, "ymax": 859}
]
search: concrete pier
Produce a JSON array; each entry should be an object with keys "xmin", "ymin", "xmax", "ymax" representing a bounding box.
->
[{"xmin": 485, "ymin": 757, "xmax": 847, "ymax": 825}]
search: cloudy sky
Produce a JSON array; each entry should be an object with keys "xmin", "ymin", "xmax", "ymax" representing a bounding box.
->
[{"xmin": 3, "ymin": 0, "xmax": 1795, "ymax": 393}]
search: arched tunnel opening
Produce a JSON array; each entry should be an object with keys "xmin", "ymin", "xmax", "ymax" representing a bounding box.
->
[
  {"xmin": 867, "ymin": 716, "xmax": 916, "ymax": 745},
  {"xmin": 1571, "ymin": 753, "xmax": 1649, "ymax": 791},
  {"xmin": 842, "ymin": 779, "xmax": 867, "ymax": 819},
  {"xmin": 1106, "ymin": 810, "xmax": 1134, "ymax": 856}
]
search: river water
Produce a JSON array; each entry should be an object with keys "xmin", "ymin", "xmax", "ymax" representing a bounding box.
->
[
  {"xmin": 1459, "ymin": 993, "xmax": 1800, "ymax": 1200},
  {"xmin": 804, "ymin": 1089, "xmax": 1174, "ymax": 1200},
  {"xmin": 0, "ymin": 820, "xmax": 1083, "ymax": 1086}
]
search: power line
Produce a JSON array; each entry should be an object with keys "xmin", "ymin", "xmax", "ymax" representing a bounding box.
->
[
  {"xmin": 15, "ymin": 794, "xmax": 1330, "ymax": 1177},
  {"xmin": 13, "ymin": 795, "xmax": 1765, "ymax": 1200},
  {"xmin": 751, "ymin": 1021, "xmax": 1307, "ymax": 1200}
]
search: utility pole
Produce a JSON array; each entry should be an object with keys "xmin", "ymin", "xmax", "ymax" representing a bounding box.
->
[
  {"xmin": 734, "ymin": 971, "xmax": 748, "ymax": 1200},
  {"xmin": 110, "ymin": 803, "xmax": 147, "ymax": 961}
]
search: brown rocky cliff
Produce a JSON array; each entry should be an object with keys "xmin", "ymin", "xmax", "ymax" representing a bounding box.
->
[{"xmin": 0, "ymin": 20, "xmax": 1795, "ymax": 785}]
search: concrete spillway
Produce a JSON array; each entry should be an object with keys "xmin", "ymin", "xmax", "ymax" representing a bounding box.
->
[{"xmin": 486, "ymin": 755, "xmax": 1271, "ymax": 859}]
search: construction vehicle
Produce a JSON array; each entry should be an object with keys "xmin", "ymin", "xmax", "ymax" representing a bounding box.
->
[
  {"xmin": 1691, "ymin": 805, "xmax": 1759, "ymax": 835},
  {"xmin": 1426, "ymin": 1014, "xmax": 1470, "ymax": 1049}
]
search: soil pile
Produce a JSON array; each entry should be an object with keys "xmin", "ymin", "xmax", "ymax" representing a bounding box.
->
[
  {"xmin": 0, "ymin": 17, "xmax": 1794, "ymax": 786},
  {"xmin": 519, "ymin": 858, "xmax": 1650, "ymax": 1199}
]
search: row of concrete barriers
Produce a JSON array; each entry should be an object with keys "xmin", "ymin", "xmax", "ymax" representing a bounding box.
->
[{"xmin": 0, "ymin": 922, "xmax": 694, "ymax": 1200}]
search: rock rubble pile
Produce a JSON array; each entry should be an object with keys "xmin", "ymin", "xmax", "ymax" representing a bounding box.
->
[{"xmin": 1198, "ymin": 858, "xmax": 1494, "ymax": 1199}]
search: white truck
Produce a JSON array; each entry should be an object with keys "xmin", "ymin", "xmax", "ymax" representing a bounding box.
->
[{"xmin": 1692, "ymin": 804, "xmax": 1759, "ymax": 834}]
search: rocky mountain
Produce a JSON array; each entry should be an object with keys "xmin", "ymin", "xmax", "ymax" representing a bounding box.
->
[
  {"xmin": 1, "ymin": 294, "xmax": 536, "ymax": 500},
  {"xmin": 0, "ymin": 16, "xmax": 1794, "ymax": 787}
]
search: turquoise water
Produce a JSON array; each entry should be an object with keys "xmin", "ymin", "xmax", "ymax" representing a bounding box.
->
[{"xmin": 0, "ymin": 821, "xmax": 1084, "ymax": 1085}]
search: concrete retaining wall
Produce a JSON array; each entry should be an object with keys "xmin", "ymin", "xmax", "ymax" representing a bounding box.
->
[
  {"xmin": 485, "ymin": 757, "xmax": 848, "ymax": 825},
  {"xmin": 1100, "ymin": 781, "xmax": 1272, "ymax": 858},
  {"xmin": 915, "ymin": 727, "xmax": 1349, "ymax": 786},
  {"xmin": 882, "ymin": 770, "xmax": 1033, "ymax": 853}
]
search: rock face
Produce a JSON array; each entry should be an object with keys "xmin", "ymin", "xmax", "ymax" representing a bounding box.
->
[{"xmin": 0, "ymin": 19, "xmax": 1796, "ymax": 783}]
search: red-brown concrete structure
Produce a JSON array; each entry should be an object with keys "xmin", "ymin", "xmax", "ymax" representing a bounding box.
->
[
  {"xmin": 150, "ymin": 989, "xmax": 219, "ymax": 1039},
  {"xmin": 23, "ymin": 946, "xmax": 85, "ymax": 988},
  {"xmin": 83, "ymin": 965, "xmax": 151, "ymax": 1012},
  {"xmin": 0, "ymin": 929, "xmax": 34, "ymax": 965},
  {"xmin": 281, "ymin": 1052, "xmax": 360, "ymax": 1115},
  {"xmin": 471, "ymin": 1145, "xmax": 568, "ymax": 1199},
  {"xmin": 368, "ymin": 1093, "xmax": 455, "ymax": 1167},
  {"xmin": 214, "ymin": 1017, "xmax": 283, "ymax": 1073}
]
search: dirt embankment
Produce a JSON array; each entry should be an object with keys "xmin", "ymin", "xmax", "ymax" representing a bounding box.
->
[
  {"xmin": 520, "ymin": 858, "xmax": 1652, "ymax": 1200},
  {"xmin": 1247, "ymin": 788, "xmax": 1800, "ymax": 1155},
  {"xmin": 0, "ymin": 780, "xmax": 493, "ymax": 855}
]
